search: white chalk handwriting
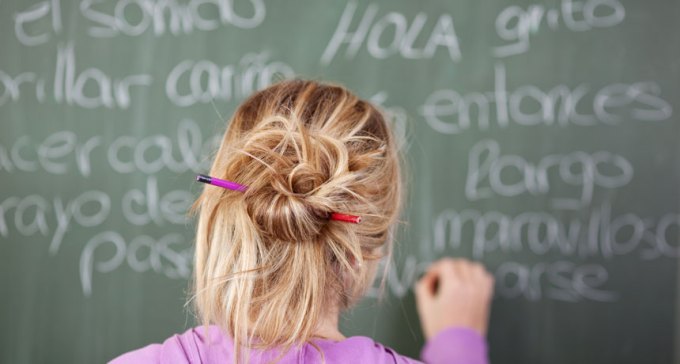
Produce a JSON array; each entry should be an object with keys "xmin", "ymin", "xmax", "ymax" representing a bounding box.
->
[
  {"xmin": 494, "ymin": 0, "xmax": 625, "ymax": 57},
  {"xmin": 421, "ymin": 63, "xmax": 672, "ymax": 134},
  {"xmin": 430, "ymin": 204, "xmax": 678, "ymax": 260},
  {"xmin": 0, "ymin": 119, "xmax": 220, "ymax": 176},
  {"xmin": 165, "ymin": 52, "xmax": 295, "ymax": 107},
  {"xmin": 13, "ymin": 0, "xmax": 266, "ymax": 45},
  {"xmin": 465, "ymin": 139, "xmax": 633, "ymax": 208},
  {"xmin": 321, "ymin": 2, "xmax": 461, "ymax": 65}
]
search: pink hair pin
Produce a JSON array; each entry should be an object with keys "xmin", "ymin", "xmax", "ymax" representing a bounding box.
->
[
  {"xmin": 196, "ymin": 174, "xmax": 362, "ymax": 224},
  {"xmin": 196, "ymin": 174, "xmax": 248, "ymax": 192}
]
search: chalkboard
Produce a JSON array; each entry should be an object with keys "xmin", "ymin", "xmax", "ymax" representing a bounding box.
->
[{"xmin": 1, "ymin": 0, "xmax": 679, "ymax": 363}]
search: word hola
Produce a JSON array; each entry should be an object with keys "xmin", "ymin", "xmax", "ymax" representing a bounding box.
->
[{"xmin": 322, "ymin": 1, "xmax": 461, "ymax": 64}]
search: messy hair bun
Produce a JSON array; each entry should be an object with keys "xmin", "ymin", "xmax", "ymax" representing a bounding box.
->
[
  {"xmin": 191, "ymin": 80, "xmax": 403, "ymax": 363},
  {"xmin": 239, "ymin": 119, "xmax": 354, "ymax": 243}
]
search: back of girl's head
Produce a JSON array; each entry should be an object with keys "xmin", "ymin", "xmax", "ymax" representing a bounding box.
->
[{"xmin": 191, "ymin": 79, "xmax": 403, "ymax": 362}]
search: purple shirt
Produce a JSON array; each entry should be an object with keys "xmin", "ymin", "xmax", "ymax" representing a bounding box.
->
[{"xmin": 109, "ymin": 325, "xmax": 488, "ymax": 364}]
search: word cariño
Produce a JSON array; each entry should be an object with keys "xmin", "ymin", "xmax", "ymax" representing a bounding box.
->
[
  {"xmin": 14, "ymin": 0, "xmax": 265, "ymax": 46},
  {"xmin": 165, "ymin": 52, "xmax": 294, "ymax": 107},
  {"xmin": 421, "ymin": 63, "xmax": 672, "ymax": 134}
]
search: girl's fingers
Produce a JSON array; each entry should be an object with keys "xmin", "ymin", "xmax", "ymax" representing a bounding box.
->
[
  {"xmin": 418, "ymin": 258, "xmax": 492, "ymax": 296},
  {"xmin": 416, "ymin": 265, "xmax": 440, "ymax": 299}
]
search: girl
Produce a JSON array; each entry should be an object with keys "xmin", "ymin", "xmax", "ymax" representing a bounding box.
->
[{"xmin": 111, "ymin": 80, "xmax": 494, "ymax": 364}]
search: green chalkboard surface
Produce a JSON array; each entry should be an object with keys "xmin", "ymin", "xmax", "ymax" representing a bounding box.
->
[{"xmin": 1, "ymin": 0, "xmax": 679, "ymax": 363}]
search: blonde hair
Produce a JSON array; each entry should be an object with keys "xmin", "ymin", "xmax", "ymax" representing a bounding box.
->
[{"xmin": 190, "ymin": 79, "xmax": 404, "ymax": 363}]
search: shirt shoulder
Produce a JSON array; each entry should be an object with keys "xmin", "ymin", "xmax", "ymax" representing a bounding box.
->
[
  {"xmin": 420, "ymin": 327, "xmax": 488, "ymax": 364},
  {"xmin": 108, "ymin": 325, "xmax": 488, "ymax": 364},
  {"xmin": 314, "ymin": 329, "xmax": 488, "ymax": 364},
  {"xmin": 309, "ymin": 335, "xmax": 423, "ymax": 364},
  {"xmin": 108, "ymin": 326, "xmax": 421, "ymax": 364},
  {"xmin": 108, "ymin": 326, "xmax": 227, "ymax": 364}
]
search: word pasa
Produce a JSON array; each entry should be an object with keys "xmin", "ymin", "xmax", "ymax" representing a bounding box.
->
[{"xmin": 80, "ymin": 231, "xmax": 192, "ymax": 296}]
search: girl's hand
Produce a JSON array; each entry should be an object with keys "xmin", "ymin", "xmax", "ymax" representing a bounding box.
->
[{"xmin": 415, "ymin": 258, "xmax": 495, "ymax": 340}]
